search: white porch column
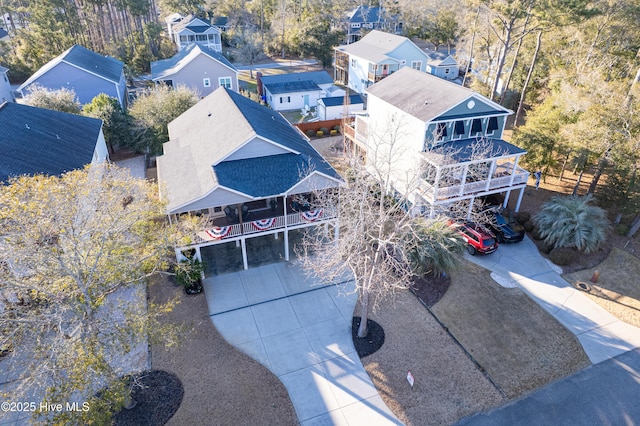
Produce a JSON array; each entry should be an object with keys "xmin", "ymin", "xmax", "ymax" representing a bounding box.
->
[
  {"xmin": 467, "ymin": 197, "xmax": 475, "ymax": 220},
  {"xmin": 485, "ymin": 159, "xmax": 497, "ymax": 191},
  {"xmin": 324, "ymin": 223, "xmax": 329, "ymax": 236},
  {"xmin": 509, "ymin": 156, "xmax": 520, "ymax": 186},
  {"xmin": 334, "ymin": 220, "xmax": 339, "ymax": 240},
  {"xmin": 459, "ymin": 165, "xmax": 469, "ymax": 196},
  {"xmin": 241, "ymin": 238, "xmax": 248, "ymax": 270},
  {"xmin": 515, "ymin": 187, "xmax": 525, "ymax": 212},
  {"xmin": 284, "ymin": 231, "xmax": 290, "ymax": 261},
  {"xmin": 503, "ymin": 190, "xmax": 511, "ymax": 209},
  {"xmin": 274, "ymin": 232, "xmax": 279, "ymax": 239},
  {"xmin": 429, "ymin": 204, "xmax": 435, "ymax": 219},
  {"xmin": 194, "ymin": 246, "xmax": 202, "ymax": 262}
]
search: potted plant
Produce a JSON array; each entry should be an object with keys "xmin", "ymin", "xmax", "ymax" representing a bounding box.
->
[{"xmin": 175, "ymin": 258, "xmax": 204, "ymax": 295}]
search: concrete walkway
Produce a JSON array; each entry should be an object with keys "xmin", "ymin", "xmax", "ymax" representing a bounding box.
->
[
  {"xmin": 466, "ymin": 237, "xmax": 640, "ymax": 364},
  {"xmin": 203, "ymin": 262, "xmax": 401, "ymax": 425}
]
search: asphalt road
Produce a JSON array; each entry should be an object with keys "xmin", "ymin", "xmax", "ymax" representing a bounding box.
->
[{"xmin": 457, "ymin": 348, "xmax": 640, "ymax": 425}]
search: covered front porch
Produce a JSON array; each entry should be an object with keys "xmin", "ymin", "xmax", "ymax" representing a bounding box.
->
[{"xmin": 173, "ymin": 192, "xmax": 338, "ymax": 274}]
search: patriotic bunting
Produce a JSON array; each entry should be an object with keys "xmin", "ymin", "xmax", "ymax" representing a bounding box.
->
[
  {"xmin": 252, "ymin": 218, "xmax": 276, "ymax": 230},
  {"xmin": 301, "ymin": 209, "xmax": 323, "ymax": 222},
  {"xmin": 205, "ymin": 226, "xmax": 231, "ymax": 240}
]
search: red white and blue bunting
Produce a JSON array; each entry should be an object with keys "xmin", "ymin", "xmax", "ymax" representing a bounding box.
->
[
  {"xmin": 251, "ymin": 218, "xmax": 276, "ymax": 230},
  {"xmin": 301, "ymin": 209, "xmax": 323, "ymax": 222},
  {"xmin": 205, "ymin": 226, "xmax": 231, "ymax": 240}
]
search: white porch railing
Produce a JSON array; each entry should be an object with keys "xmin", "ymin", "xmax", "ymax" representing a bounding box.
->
[
  {"xmin": 421, "ymin": 170, "xmax": 529, "ymax": 202},
  {"xmin": 194, "ymin": 208, "xmax": 335, "ymax": 244}
]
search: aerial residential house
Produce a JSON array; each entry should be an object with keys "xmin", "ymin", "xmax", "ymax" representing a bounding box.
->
[
  {"xmin": 0, "ymin": 66, "xmax": 14, "ymax": 103},
  {"xmin": 334, "ymin": 30, "xmax": 429, "ymax": 94},
  {"xmin": 426, "ymin": 51, "xmax": 459, "ymax": 81},
  {"xmin": 172, "ymin": 16, "xmax": 222, "ymax": 52},
  {"xmin": 151, "ymin": 43, "xmax": 239, "ymax": 96},
  {"xmin": 344, "ymin": 67, "xmax": 529, "ymax": 218},
  {"xmin": 317, "ymin": 94, "xmax": 365, "ymax": 121},
  {"xmin": 0, "ymin": 102, "xmax": 108, "ymax": 183},
  {"xmin": 259, "ymin": 71, "xmax": 344, "ymax": 112},
  {"xmin": 18, "ymin": 45, "xmax": 127, "ymax": 108},
  {"xmin": 340, "ymin": 6, "xmax": 403, "ymax": 44},
  {"xmin": 156, "ymin": 87, "xmax": 343, "ymax": 272}
]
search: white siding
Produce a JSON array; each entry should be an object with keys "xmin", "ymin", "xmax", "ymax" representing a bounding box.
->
[
  {"xmin": 176, "ymin": 187, "xmax": 252, "ymax": 213},
  {"xmin": 92, "ymin": 130, "xmax": 109, "ymax": 163},
  {"xmin": 288, "ymin": 172, "xmax": 340, "ymax": 195}
]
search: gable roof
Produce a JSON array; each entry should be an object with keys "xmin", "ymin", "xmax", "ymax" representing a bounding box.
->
[
  {"xmin": 0, "ymin": 102, "xmax": 102, "ymax": 182},
  {"xmin": 347, "ymin": 6, "xmax": 385, "ymax": 23},
  {"xmin": 335, "ymin": 30, "xmax": 420, "ymax": 63},
  {"xmin": 426, "ymin": 51, "xmax": 458, "ymax": 67},
  {"xmin": 263, "ymin": 80, "xmax": 320, "ymax": 94},
  {"xmin": 151, "ymin": 43, "xmax": 236, "ymax": 80},
  {"xmin": 319, "ymin": 94, "xmax": 364, "ymax": 107},
  {"xmin": 366, "ymin": 67, "xmax": 510, "ymax": 122},
  {"xmin": 0, "ymin": 28, "xmax": 8, "ymax": 39},
  {"xmin": 423, "ymin": 138, "xmax": 526, "ymax": 164},
  {"xmin": 19, "ymin": 45, "xmax": 124, "ymax": 90},
  {"xmin": 157, "ymin": 88, "xmax": 341, "ymax": 213}
]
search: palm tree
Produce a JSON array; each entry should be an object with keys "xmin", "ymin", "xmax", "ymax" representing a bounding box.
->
[
  {"xmin": 407, "ymin": 218, "xmax": 466, "ymax": 277},
  {"xmin": 533, "ymin": 195, "xmax": 611, "ymax": 253}
]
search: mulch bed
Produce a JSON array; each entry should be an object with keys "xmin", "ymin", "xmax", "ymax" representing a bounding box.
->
[
  {"xmin": 352, "ymin": 317, "xmax": 385, "ymax": 358},
  {"xmin": 113, "ymin": 370, "xmax": 183, "ymax": 426},
  {"xmin": 409, "ymin": 272, "xmax": 451, "ymax": 308}
]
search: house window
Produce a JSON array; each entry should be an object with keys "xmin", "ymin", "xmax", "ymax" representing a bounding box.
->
[
  {"xmin": 411, "ymin": 61, "xmax": 422, "ymax": 70},
  {"xmin": 203, "ymin": 78, "xmax": 211, "ymax": 87},
  {"xmin": 471, "ymin": 119, "xmax": 483, "ymax": 135},
  {"xmin": 487, "ymin": 116, "xmax": 499, "ymax": 135},
  {"xmin": 219, "ymin": 76, "xmax": 232, "ymax": 89},
  {"xmin": 436, "ymin": 123, "xmax": 448, "ymax": 141},
  {"xmin": 164, "ymin": 79, "xmax": 174, "ymax": 87},
  {"xmin": 287, "ymin": 96, "xmax": 291, "ymax": 102},
  {"xmin": 280, "ymin": 97, "xmax": 283, "ymax": 103},
  {"xmin": 179, "ymin": 35, "xmax": 188, "ymax": 42},
  {"xmin": 196, "ymin": 34, "xmax": 207, "ymax": 41},
  {"xmin": 454, "ymin": 121, "xmax": 465, "ymax": 138},
  {"xmin": 445, "ymin": 68, "xmax": 450, "ymax": 74}
]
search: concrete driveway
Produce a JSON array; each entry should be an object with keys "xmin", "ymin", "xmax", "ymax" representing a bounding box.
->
[{"xmin": 203, "ymin": 262, "xmax": 401, "ymax": 425}]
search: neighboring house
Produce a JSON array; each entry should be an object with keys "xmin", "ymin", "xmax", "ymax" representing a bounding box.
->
[
  {"xmin": 426, "ymin": 51, "xmax": 459, "ymax": 81},
  {"xmin": 334, "ymin": 30, "xmax": 429, "ymax": 94},
  {"xmin": 259, "ymin": 71, "xmax": 342, "ymax": 111},
  {"xmin": 0, "ymin": 66, "xmax": 14, "ymax": 103},
  {"xmin": 156, "ymin": 87, "xmax": 343, "ymax": 270},
  {"xmin": 0, "ymin": 101, "xmax": 108, "ymax": 183},
  {"xmin": 164, "ymin": 12, "xmax": 184, "ymax": 40},
  {"xmin": 151, "ymin": 43, "xmax": 239, "ymax": 96},
  {"xmin": 212, "ymin": 16, "xmax": 231, "ymax": 32},
  {"xmin": 171, "ymin": 16, "xmax": 222, "ymax": 52},
  {"xmin": 317, "ymin": 94, "xmax": 365, "ymax": 121},
  {"xmin": 344, "ymin": 67, "xmax": 529, "ymax": 218},
  {"xmin": 340, "ymin": 6, "xmax": 403, "ymax": 44},
  {"xmin": 18, "ymin": 45, "xmax": 127, "ymax": 108}
]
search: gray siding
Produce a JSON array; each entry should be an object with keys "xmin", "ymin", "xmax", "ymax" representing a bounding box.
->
[
  {"xmin": 23, "ymin": 62, "xmax": 120, "ymax": 106},
  {"xmin": 178, "ymin": 187, "xmax": 251, "ymax": 213},
  {"xmin": 224, "ymin": 137, "xmax": 291, "ymax": 161},
  {"xmin": 438, "ymin": 95, "xmax": 502, "ymax": 120},
  {"xmin": 159, "ymin": 54, "xmax": 237, "ymax": 97}
]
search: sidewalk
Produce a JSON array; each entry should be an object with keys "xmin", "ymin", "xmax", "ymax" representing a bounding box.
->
[
  {"xmin": 466, "ymin": 237, "xmax": 640, "ymax": 364},
  {"xmin": 203, "ymin": 262, "xmax": 401, "ymax": 425}
]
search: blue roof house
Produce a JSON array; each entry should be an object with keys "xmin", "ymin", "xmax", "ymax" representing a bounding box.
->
[
  {"xmin": 0, "ymin": 101, "xmax": 108, "ymax": 183},
  {"xmin": 18, "ymin": 45, "xmax": 127, "ymax": 108},
  {"xmin": 344, "ymin": 67, "xmax": 529, "ymax": 218},
  {"xmin": 151, "ymin": 43, "xmax": 238, "ymax": 96},
  {"xmin": 157, "ymin": 87, "xmax": 343, "ymax": 270},
  {"xmin": 172, "ymin": 16, "xmax": 222, "ymax": 52},
  {"xmin": 341, "ymin": 6, "xmax": 403, "ymax": 44},
  {"xmin": 259, "ymin": 71, "xmax": 341, "ymax": 112}
]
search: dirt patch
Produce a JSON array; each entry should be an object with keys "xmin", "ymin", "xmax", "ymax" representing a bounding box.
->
[
  {"xmin": 359, "ymin": 290, "xmax": 505, "ymax": 426},
  {"xmin": 148, "ymin": 274, "xmax": 297, "ymax": 425},
  {"xmin": 430, "ymin": 262, "xmax": 591, "ymax": 399},
  {"xmin": 563, "ymin": 248, "xmax": 640, "ymax": 328},
  {"xmin": 409, "ymin": 272, "xmax": 450, "ymax": 308}
]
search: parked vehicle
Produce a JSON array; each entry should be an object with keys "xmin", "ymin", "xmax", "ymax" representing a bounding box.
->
[
  {"xmin": 449, "ymin": 221, "xmax": 498, "ymax": 255},
  {"xmin": 485, "ymin": 207, "xmax": 525, "ymax": 243}
]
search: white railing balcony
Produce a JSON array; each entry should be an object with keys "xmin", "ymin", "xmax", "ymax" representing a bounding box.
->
[{"xmin": 420, "ymin": 168, "xmax": 529, "ymax": 202}]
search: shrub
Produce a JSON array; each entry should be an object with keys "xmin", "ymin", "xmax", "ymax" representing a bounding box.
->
[
  {"xmin": 175, "ymin": 258, "xmax": 204, "ymax": 294},
  {"xmin": 333, "ymin": 125, "xmax": 341, "ymax": 132},
  {"xmin": 515, "ymin": 211, "xmax": 530, "ymax": 225},
  {"xmin": 615, "ymin": 224, "xmax": 630, "ymax": 236},
  {"xmin": 306, "ymin": 129, "xmax": 316, "ymax": 137},
  {"xmin": 523, "ymin": 220, "xmax": 535, "ymax": 232},
  {"xmin": 548, "ymin": 247, "xmax": 577, "ymax": 266},
  {"xmin": 533, "ymin": 195, "xmax": 610, "ymax": 253}
]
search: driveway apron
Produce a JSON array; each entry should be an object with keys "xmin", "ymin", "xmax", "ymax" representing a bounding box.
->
[
  {"xmin": 204, "ymin": 262, "xmax": 401, "ymax": 425},
  {"xmin": 466, "ymin": 237, "xmax": 640, "ymax": 364}
]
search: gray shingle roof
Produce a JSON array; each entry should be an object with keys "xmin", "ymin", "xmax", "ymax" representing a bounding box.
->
[
  {"xmin": 366, "ymin": 67, "xmax": 509, "ymax": 122},
  {"xmin": 424, "ymin": 138, "xmax": 526, "ymax": 164},
  {"xmin": 319, "ymin": 94, "xmax": 364, "ymax": 107},
  {"xmin": 335, "ymin": 30, "xmax": 414, "ymax": 63},
  {"xmin": 260, "ymin": 71, "xmax": 333, "ymax": 87},
  {"xmin": 347, "ymin": 6, "xmax": 385, "ymax": 23},
  {"xmin": 0, "ymin": 102, "xmax": 102, "ymax": 182},
  {"xmin": 151, "ymin": 43, "xmax": 236, "ymax": 80},
  {"xmin": 0, "ymin": 28, "xmax": 8, "ymax": 38},
  {"xmin": 263, "ymin": 80, "xmax": 320, "ymax": 94},
  {"xmin": 157, "ymin": 87, "xmax": 341, "ymax": 213}
]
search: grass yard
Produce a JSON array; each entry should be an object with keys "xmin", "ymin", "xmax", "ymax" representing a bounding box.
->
[{"xmin": 563, "ymin": 248, "xmax": 640, "ymax": 328}]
